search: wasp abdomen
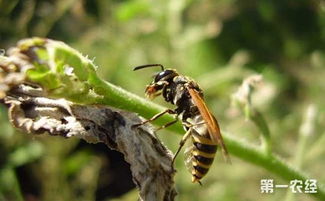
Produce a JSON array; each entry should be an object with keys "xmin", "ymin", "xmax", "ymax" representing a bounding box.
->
[
  {"xmin": 194, "ymin": 142, "xmax": 217, "ymax": 153},
  {"xmin": 186, "ymin": 133, "xmax": 218, "ymax": 183}
]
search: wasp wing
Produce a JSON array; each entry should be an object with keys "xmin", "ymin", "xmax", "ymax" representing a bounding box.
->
[{"xmin": 187, "ymin": 87, "xmax": 231, "ymax": 163}]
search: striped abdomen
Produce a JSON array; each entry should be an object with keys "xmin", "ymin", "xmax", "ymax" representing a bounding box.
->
[{"xmin": 185, "ymin": 130, "xmax": 218, "ymax": 183}]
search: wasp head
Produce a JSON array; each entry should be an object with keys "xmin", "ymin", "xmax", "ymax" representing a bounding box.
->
[
  {"xmin": 145, "ymin": 69, "xmax": 178, "ymax": 99},
  {"xmin": 133, "ymin": 64, "xmax": 178, "ymax": 100}
]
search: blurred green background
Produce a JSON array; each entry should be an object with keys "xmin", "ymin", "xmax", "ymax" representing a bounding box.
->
[{"xmin": 0, "ymin": 0, "xmax": 324, "ymax": 201}]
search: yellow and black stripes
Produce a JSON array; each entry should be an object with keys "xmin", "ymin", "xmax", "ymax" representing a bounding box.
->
[{"xmin": 188, "ymin": 133, "xmax": 218, "ymax": 183}]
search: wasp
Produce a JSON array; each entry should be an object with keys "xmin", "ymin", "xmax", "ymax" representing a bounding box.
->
[{"xmin": 133, "ymin": 64, "xmax": 230, "ymax": 184}]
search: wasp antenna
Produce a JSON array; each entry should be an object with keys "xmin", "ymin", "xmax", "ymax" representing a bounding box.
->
[{"xmin": 133, "ymin": 64, "xmax": 165, "ymax": 71}]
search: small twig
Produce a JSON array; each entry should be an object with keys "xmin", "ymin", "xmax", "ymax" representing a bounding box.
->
[
  {"xmin": 231, "ymin": 74, "xmax": 272, "ymax": 154},
  {"xmin": 1, "ymin": 83, "xmax": 176, "ymax": 201}
]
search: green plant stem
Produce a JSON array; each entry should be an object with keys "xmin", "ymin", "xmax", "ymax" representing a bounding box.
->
[
  {"xmin": 285, "ymin": 104, "xmax": 317, "ymax": 201},
  {"xmin": 88, "ymin": 74, "xmax": 324, "ymax": 201},
  {"xmin": 89, "ymin": 75, "xmax": 181, "ymax": 131},
  {"xmin": 249, "ymin": 109, "xmax": 272, "ymax": 155},
  {"xmin": 225, "ymin": 134, "xmax": 324, "ymax": 200}
]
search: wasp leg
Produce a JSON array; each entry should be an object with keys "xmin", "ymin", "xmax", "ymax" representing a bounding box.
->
[
  {"xmin": 132, "ymin": 109, "xmax": 176, "ymax": 128},
  {"xmin": 155, "ymin": 116, "xmax": 179, "ymax": 131},
  {"xmin": 172, "ymin": 120, "xmax": 206, "ymax": 165},
  {"xmin": 172, "ymin": 128, "xmax": 192, "ymax": 166}
]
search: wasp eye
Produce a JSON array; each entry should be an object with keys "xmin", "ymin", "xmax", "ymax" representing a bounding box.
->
[{"xmin": 154, "ymin": 70, "xmax": 175, "ymax": 82}]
